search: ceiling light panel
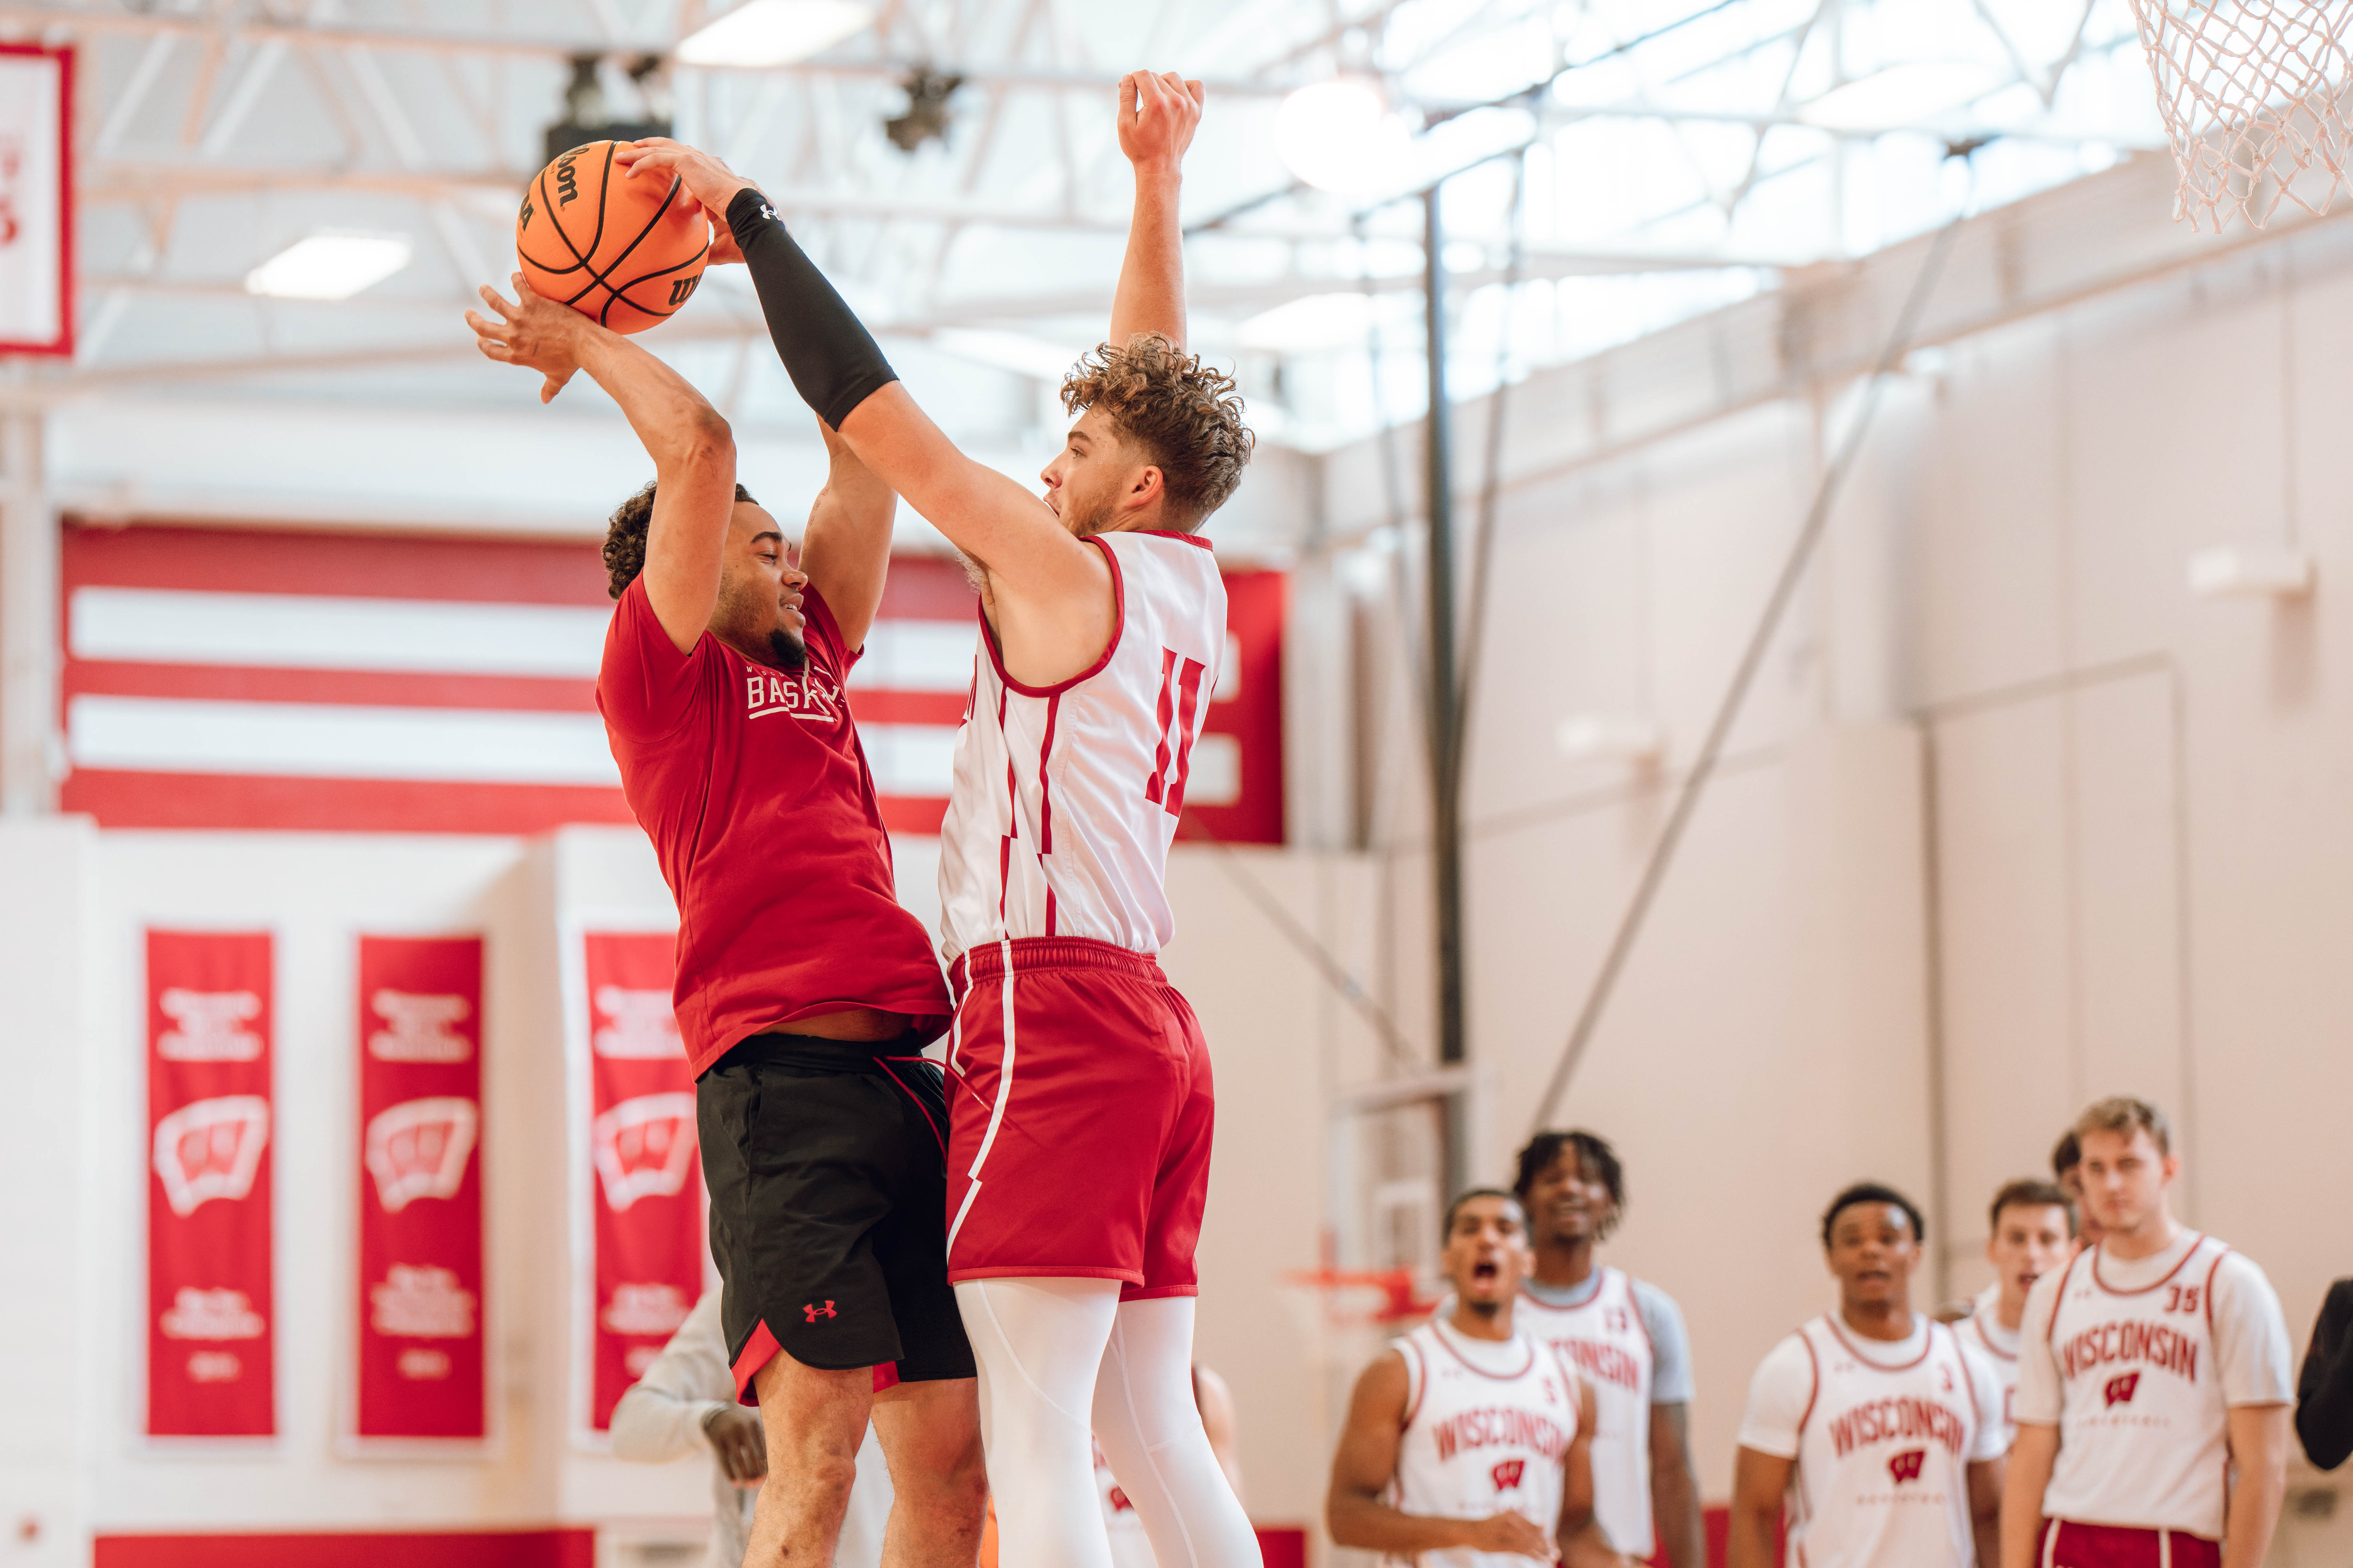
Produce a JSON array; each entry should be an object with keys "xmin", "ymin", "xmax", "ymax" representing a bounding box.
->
[
  {"xmin": 677, "ymin": 0, "xmax": 874, "ymax": 68},
  {"xmin": 245, "ymin": 232, "xmax": 414, "ymax": 301}
]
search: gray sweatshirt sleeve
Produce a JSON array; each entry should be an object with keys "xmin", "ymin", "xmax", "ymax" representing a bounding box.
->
[{"xmin": 608, "ymin": 1289, "xmax": 733, "ymax": 1464}]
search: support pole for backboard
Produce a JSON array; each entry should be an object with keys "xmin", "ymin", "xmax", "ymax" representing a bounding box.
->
[
  {"xmin": 1422, "ymin": 184, "xmax": 1469, "ymax": 1202},
  {"xmin": 0, "ymin": 410, "xmax": 57, "ymax": 817}
]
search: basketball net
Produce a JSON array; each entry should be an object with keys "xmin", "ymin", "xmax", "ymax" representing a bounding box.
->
[{"xmin": 2128, "ymin": 0, "xmax": 2353, "ymax": 230}]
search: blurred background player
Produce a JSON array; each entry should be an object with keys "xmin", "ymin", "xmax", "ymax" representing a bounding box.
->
[
  {"xmin": 1730, "ymin": 1182, "xmax": 2006, "ymax": 1568},
  {"xmin": 1327, "ymin": 1189, "xmax": 1621, "ymax": 1568},
  {"xmin": 1510, "ymin": 1130, "xmax": 1703, "ymax": 1567},
  {"xmin": 2297, "ymin": 1276, "xmax": 2353, "ymax": 1472},
  {"xmin": 1962, "ymin": 1179, "xmax": 2076, "ymax": 1448},
  {"xmin": 2002, "ymin": 1098, "xmax": 2292, "ymax": 1568},
  {"xmin": 2049, "ymin": 1133, "xmax": 2104, "ymax": 1254},
  {"xmin": 611, "ymin": 1287, "xmax": 893, "ymax": 1568}
]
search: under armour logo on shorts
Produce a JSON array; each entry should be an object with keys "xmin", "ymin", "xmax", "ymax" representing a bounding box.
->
[{"xmin": 804, "ymin": 1300, "xmax": 838, "ymax": 1322}]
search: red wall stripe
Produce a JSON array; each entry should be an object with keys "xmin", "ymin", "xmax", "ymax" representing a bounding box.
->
[
  {"xmin": 94, "ymin": 1530, "xmax": 595, "ymax": 1568},
  {"xmin": 65, "ymin": 522, "xmax": 617, "ymax": 605},
  {"xmin": 65, "ymin": 663, "xmax": 603, "ymax": 714},
  {"xmin": 63, "ymin": 772, "xmax": 638, "ymax": 835},
  {"xmin": 843, "ymin": 689, "xmax": 968, "ymax": 727}
]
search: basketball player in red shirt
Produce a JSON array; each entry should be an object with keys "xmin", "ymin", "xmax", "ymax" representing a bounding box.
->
[
  {"xmin": 1327, "ymin": 1189, "xmax": 1618, "ymax": 1567},
  {"xmin": 620, "ymin": 71, "xmax": 1257, "ymax": 1568},
  {"xmin": 464, "ymin": 283, "xmax": 985, "ymax": 1564}
]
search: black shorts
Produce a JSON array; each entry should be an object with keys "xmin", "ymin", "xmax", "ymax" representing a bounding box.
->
[{"xmin": 697, "ymin": 1033, "xmax": 975, "ymax": 1402}]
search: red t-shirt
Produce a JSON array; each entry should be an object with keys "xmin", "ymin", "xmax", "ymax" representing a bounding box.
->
[{"xmin": 596, "ymin": 577, "xmax": 950, "ymax": 1076}]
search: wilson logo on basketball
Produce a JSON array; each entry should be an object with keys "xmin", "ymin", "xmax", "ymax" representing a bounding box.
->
[
  {"xmin": 1887, "ymin": 1448, "xmax": 1928, "ymax": 1484},
  {"xmin": 554, "ymin": 151, "xmax": 581, "ymax": 205},
  {"xmin": 2105, "ymin": 1371, "xmax": 2143, "ymax": 1408},
  {"xmin": 1490, "ymin": 1459, "xmax": 1526, "ymax": 1492}
]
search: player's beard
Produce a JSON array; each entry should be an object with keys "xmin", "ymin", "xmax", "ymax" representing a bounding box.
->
[{"xmin": 767, "ymin": 627, "xmax": 807, "ymax": 670}]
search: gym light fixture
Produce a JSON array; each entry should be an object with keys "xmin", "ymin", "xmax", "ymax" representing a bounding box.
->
[
  {"xmin": 1798, "ymin": 62, "xmax": 2003, "ymax": 133},
  {"xmin": 1556, "ymin": 715, "xmax": 1665, "ymax": 766},
  {"xmin": 2187, "ymin": 544, "xmax": 2315, "ymax": 599},
  {"xmin": 1275, "ymin": 80, "xmax": 1409, "ymax": 194},
  {"xmin": 245, "ymin": 232, "xmax": 414, "ymax": 301},
  {"xmin": 677, "ymin": 0, "xmax": 873, "ymax": 68}
]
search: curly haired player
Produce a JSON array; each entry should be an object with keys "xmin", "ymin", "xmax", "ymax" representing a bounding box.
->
[
  {"xmin": 463, "ymin": 284, "xmax": 985, "ymax": 1566},
  {"xmin": 619, "ymin": 68, "xmax": 1257, "ymax": 1568}
]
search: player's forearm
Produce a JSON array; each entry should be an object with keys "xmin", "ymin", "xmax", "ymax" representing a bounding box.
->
[
  {"xmin": 1649, "ymin": 1411, "xmax": 1705, "ymax": 1568},
  {"xmin": 1997, "ymin": 1431, "xmax": 2056, "ymax": 1568},
  {"xmin": 2220, "ymin": 1421, "xmax": 2288, "ymax": 1568},
  {"xmin": 1325, "ymin": 1492, "xmax": 1480, "ymax": 1553},
  {"xmin": 1724, "ymin": 1501, "xmax": 1779, "ymax": 1568},
  {"xmin": 1109, "ymin": 162, "xmax": 1185, "ymax": 350},
  {"xmin": 573, "ymin": 327, "xmax": 731, "ymax": 476},
  {"xmin": 607, "ymin": 1382, "xmax": 722, "ymax": 1463},
  {"xmin": 727, "ymin": 188, "xmax": 900, "ymax": 431}
]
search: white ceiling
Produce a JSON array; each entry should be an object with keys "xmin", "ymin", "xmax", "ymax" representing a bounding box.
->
[{"xmin": 7, "ymin": 0, "xmax": 2174, "ymax": 462}]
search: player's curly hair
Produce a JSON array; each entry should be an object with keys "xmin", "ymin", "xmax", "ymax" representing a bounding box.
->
[
  {"xmin": 1060, "ymin": 334, "xmax": 1254, "ymax": 530},
  {"xmin": 603, "ymin": 479, "xmax": 758, "ymax": 599},
  {"xmin": 1513, "ymin": 1129, "xmax": 1626, "ymax": 1240}
]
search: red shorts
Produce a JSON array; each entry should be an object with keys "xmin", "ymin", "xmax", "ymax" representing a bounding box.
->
[
  {"xmin": 943, "ymin": 937, "xmax": 1212, "ymax": 1297},
  {"xmin": 2042, "ymin": 1521, "xmax": 2221, "ymax": 1568}
]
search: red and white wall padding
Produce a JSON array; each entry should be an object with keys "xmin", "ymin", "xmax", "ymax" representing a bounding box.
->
[
  {"xmin": 146, "ymin": 929, "xmax": 275, "ymax": 1437},
  {"xmin": 355, "ymin": 936, "xmax": 486, "ymax": 1441},
  {"xmin": 570, "ymin": 929, "xmax": 705, "ymax": 1435}
]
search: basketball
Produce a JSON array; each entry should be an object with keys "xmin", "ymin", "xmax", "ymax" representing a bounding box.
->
[{"xmin": 515, "ymin": 139, "xmax": 710, "ymax": 334}]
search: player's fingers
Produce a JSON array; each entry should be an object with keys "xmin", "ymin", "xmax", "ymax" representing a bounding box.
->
[
  {"xmin": 474, "ymin": 284, "xmax": 517, "ymax": 320},
  {"xmin": 1120, "ymin": 71, "xmax": 1139, "ymax": 115},
  {"xmin": 472, "ymin": 336, "xmax": 512, "ymax": 363},
  {"xmin": 1184, "ymin": 78, "xmax": 1205, "ymax": 108}
]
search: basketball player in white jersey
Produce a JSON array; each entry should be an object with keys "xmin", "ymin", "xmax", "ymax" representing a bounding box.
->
[
  {"xmin": 1510, "ymin": 1130, "xmax": 1704, "ymax": 1567},
  {"xmin": 1960, "ymin": 1179, "xmax": 2075, "ymax": 1450},
  {"xmin": 1731, "ymin": 1183, "xmax": 2008, "ymax": 1568},
  {"xmin": 619, "ymin": 72, "xmax": 1257, "ymax": 1568},
  {"xmin": 2000, "ymin": 1098, "xmax": 2293, "ymax": 1568},
  {"xmin": 2050, "ymin": 1132, "xmax": 2106, "ymax": 1254},
  {"xmin": 1329, "ymin": 1190, "xmax": 1623, "ymax": 1567}
]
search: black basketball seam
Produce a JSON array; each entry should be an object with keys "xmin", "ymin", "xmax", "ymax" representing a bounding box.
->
[
  {"xmin": 581, "ymin": 173, "xmax": 692, "ymax": 325},
  {"xmin": 526, "ymin": 160, "xmax": 598, "ymax": 276}
]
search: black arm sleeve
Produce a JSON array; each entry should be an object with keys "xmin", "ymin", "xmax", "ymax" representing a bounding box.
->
[
  {"xmin": 727, "ymin": 187, "xmax": 898, "ymax": 431},
  {"xmin": 2297, "ymin": 1279, "xmax": 2353, "ymax": 1471}
]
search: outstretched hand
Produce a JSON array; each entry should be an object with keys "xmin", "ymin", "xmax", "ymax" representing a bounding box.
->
[
  {"xmin": 1118, "ymin": 70, "xmax": 1204, "ymax": 172},
  {"xmin": 464, "ymin": 274, "xmax": 587, "ymax": 403},
  {"xmin": 617, "ymin": 137, "xmax": 760, "ymax": 235}
]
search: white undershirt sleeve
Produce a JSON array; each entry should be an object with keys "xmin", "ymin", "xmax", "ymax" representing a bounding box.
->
[
  {"xmin": 1735, "ymin": 1334, "xmax": 1816, "ymax": 1460},
  {"xmin": 1634, "ymin": 1281, "xmax": 1697, "ymax": 1405},
  {"xmin": 607, "ymin": 1290, "xmax": 733, "ymax": 1464},
  {"xmin": 2213, "ymin": 1252, "xmax": 2296, "ymax": 1407}
]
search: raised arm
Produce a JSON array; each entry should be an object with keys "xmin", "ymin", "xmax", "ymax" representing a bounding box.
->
[
  {"xmin": 1558, "ymin": 1379, "xmax": 1627, "ymax": 1568},
  {"xmin": 1109, "ymin": 71, "xmax": 1202, "ymax": 351},
  {"xmin": 466, "ymin": 275, "xmax": 734, "ymax": 654},
  {"xmin": 797, "ymin": 418, "xmax": 897, "ymax": 653}
]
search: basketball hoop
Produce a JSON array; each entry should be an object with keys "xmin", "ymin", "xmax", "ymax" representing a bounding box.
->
[
  {"xmin": 1281, "ymin": 1265, "xmax": 1440, "ymax": 1332},
  {"xmin": 2127, "ymin": 0, "xmax": 2353, "ymax": 231}
]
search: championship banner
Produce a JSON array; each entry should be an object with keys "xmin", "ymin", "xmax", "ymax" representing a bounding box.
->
[
  {"xmin": 146, "ymin": 929, "xmax": 274, "ymax": 1437},
  {"xmin": 0, "ymin": 44, "xmax": 73, "ymax": 356},
  {"xmin": 572, "ymin": 930, "xmax": 703, "ymax": 1434},
  {"xmin": 355, "ymin": 936, "xmax": 486, "ymax": 1441}
]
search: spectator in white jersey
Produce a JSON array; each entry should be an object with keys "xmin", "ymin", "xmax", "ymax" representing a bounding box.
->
[
  {"xmin": 2050, "ymin": 1131, "xmax": 2105, "ymax": 1254},
  {"xmin": 610, "ymin": 1288, "xmax": 893, "ymax": 1568},
  {"xmin": 1961, "ymin": 1178, "xmax": 2077, "ymax": 1448},
  {"xmin": 1510, "ymin": 1130, "xmax": 1704, "ymax": 1567},
  {"xmin": 2001, "ymin": 1097, "xmax": 2293, "ymax": 1568},
  {"xmin": 1732, "ymin": 1182, "xmax": 2007, "ymax": 1568},
  {"xmin": 1328, "ymin": 1189, "xmax": 1623, "ymax": 1567}
]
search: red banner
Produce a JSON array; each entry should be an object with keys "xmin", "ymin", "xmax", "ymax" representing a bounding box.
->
[
  {"xmin": 355, "ymin": 936, "xmax": 486, "ymax": 1440},
  {"xmin": 147, "ymin": 929, "xmax": 275, "ymax": 1436},
  {"xmin": 577, "ymin": 931, "xmax": 703, "ymax": 1432}
]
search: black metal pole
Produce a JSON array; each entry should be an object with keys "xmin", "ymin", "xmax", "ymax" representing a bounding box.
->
[{"xmin": 1423, "ymin": 184, "xmax": 1468, "ymax": 1200}]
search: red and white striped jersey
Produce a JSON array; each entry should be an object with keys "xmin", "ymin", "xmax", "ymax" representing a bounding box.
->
[{"xmin": 939, "ymin": 530, "xmax": 1226, "ymax": 963}]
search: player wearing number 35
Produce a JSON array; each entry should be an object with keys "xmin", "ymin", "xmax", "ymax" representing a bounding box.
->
[
  {"xmin": 1999, "ymin": 1098, "xmax": 2294, "ymax": 1568},
  {"xmin": 618, "ymin": 69, "xmax": 1258, "ymax": 1568}
]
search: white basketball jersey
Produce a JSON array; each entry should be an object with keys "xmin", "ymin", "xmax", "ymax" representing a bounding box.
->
[
  {"xmin": 1389, "ymin": 1320, "xmax": 1581, "ymax": 1568},
  {"xmin": 2040, "ymin": 1234, "xmax": 2234, "ymax": 1537},
  {"xmin": 1964, "ymin": 1282, "xmax": 2021, "ymax": 1449},
  {"xmin": 1512, "ymin": 1270, "xmax": 1658, "ymax": 1558},
  {"xmin": 940, "ymin": 530, "xmax": 1226, "ymax": 963},
  {"xmin": 1093, "ymin": 1436, "xmax": 1155, "ymax": 1568},
  {"xmin": 1786, "ymin": 1316, "xmax": 1986, "ymax": 1568}
]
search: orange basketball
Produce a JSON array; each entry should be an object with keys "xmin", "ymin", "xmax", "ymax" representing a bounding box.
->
[{"xmin": 515, "ymin": 140, "xmax": 710, "ymax": 334}]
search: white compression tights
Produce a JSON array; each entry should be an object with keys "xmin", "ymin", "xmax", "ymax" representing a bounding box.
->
[{"xmin": 955, "ymin": 1278, "xmax": 1262, "ymax": 1568}]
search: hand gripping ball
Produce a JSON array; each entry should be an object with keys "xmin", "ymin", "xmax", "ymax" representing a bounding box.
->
[{"xmin": 515, "ymin": 140, "xmax": 710, "ymax": 334}]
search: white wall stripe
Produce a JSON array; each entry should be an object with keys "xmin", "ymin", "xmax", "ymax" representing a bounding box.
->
[
  {"xmin": 71, "ymin": 588, "xmax": 614, "ymax": 677},
  {"xmin": 846, "ymin": 619, "xmax": 977, "ymax": 693},
  {"xmin": 67, "ymin": 694, "xmax": 965, "ymax": 796}
]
